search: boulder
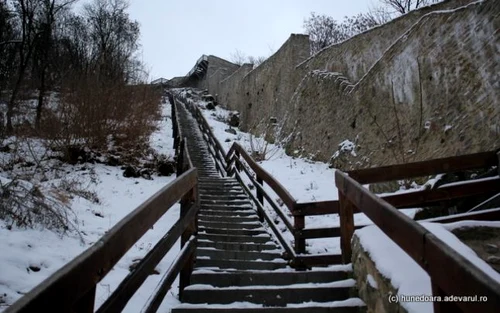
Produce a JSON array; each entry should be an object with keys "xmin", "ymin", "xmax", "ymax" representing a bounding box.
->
[
  {"xmin": 206, "ymin": 102, "xmax": 215, "ymax": 110},
  {"xmin": 158, "ymin": 160, "xmax": 175, "ymax": 176},
  {"xmin": 228, "ymin": 112, "xmax": 240, "ymax": 127},
  {"xmin": 123, "ymin": 165, "xmax": 140, "ymax": 178},
  {"xmin": 225, "ymin": 128, "xmax": 237, "ymax": 135}
]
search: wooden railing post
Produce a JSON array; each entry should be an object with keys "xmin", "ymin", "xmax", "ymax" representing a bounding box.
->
[
  {"xmin": 431, "ymin": 281, "xmax": 461, "ymax": 313},
  {"xmin": 176, "ymin": 140, "xmax": 185, "ymax": 176},
  {"xmin": 74, "ymin": 286, "xmax": 96, "ymax": 313},
  {"xmin": 338, "ymin": 192, "xmax": 355, "ymax": 264},
  {"xmin": 497, "ymin": 151, "xmax": 500, "ymax": 176},
  {"xmin": 179, "ymin": 184, "xmax": 197, "ymax": 301},
  {"xmin": 235, "ymin": 150, "xmax": 242, "ymax": 172},
  {"xmin": 256, "ymin": 175, "xmax": 265, "ymax": 222},
  {"xmin": 256, "ymin": 176, "xmax": 264, "ymax": 204},
  {"xmin": 293, "ymin": 203, "xmax": 306, "ymax": 254}
]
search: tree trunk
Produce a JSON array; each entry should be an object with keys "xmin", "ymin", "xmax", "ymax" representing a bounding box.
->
[{"xmin": 35, "ymin": 68, "xmax": 46, "ymax": 130}]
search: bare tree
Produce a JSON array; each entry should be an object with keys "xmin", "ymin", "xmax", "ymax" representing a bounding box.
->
[
  {"xmin": 304, "ymin": 12, "xmax": 381, "ymax": 54},
  {"xmin": 247, "ymin": 55, "xmax": 267, "ymax": 68},
  {"xmin": 6, "ymin": 0, "xmax": 42, "ymax": 133},
  {"xmin": 33, "ymin": 0, "xmax": 78, "ymax": 130},
  {"xmin": 0, "ymin": 1, "xmax": 17, "ymax": 100},
  {"xmin": 84, "ymin": 0, "xmax": 140, "ymax": 83},
  {"xmin": 230, "ymin": 49, "xmax": 247, "ymax": 65},
  {"xmin": 380, "ymin": 0, "xmax": 441, "ymax": 15}
]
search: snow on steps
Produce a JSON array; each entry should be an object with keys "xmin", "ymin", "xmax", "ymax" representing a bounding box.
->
[{"xmin": 173, "ymin": 97, "xmax": 365, "ymax": 312}]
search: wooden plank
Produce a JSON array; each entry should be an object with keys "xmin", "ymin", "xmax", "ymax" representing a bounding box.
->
[
  {"xmin": 234, "ymin": 157, "xmax": 294, "ymax": 230},
  {"xmin": 382, "ymin": 177, "xmax": 500, "ymax": 209},
  {"xmin": 338, "ymin": 193, "xmax": 355, "ymax": 264},
  {"xmin": 299, "ymin": 227, "xmax": 341, "ymax": 239},
  {"xmin": 294, "ymin": 213, "xmax": 306, "ymax": 254},
  {"xmin": 97, "ymin": 202, "xmax": 199, "ymax": 313},
  {"xmin": 336, "ymin": 171, "xmax": 428, "ymax": 267},
  {"xmin": 497, "ymin": 151, "xmax": 500, "ymax": 175},
  {"xmin": 141, "ymin": 237, "xmax": 197, "ymax": 313},
  {"xmin": 74, "ymin": 286, "xmax": 96, "ymax": 313},
  {"xmin": 5, "ymin": 169, "xmax": 198, "ymax": 313},
  {"xmin": 424, "ymin": 207, "xmax": 500, "ymax": 224},
  {"xmin": 183, "ymin": 138, "xmax": 193, "ymax": 169},
  {"xmin": 348, "ymin": 150, "xmax": 498, "ymax": 184},
  {"xmin": 234, "ymin": 171, "xmax": 296, "ymax": 259},
  {"xmin": 431, "ymin": 282, "xmax": 461, "ymax": 313},
  {"xmin": 293, "ymin": 201, "xmax": 339, "ymax": 216},
  {"xmin": 295, "ymin": 254, "xmax": 342, "ymax": 267},
  {"xmin": 424, "ymin": 233, "xmax": 500, "ymax": 312},
  {"xmin": 231, "ymin": 143, "xmax": 296, "ymax": 209},
  {"xmin": 242, "ymin": 160, "xmax": 294, "ymax": 233},
  {"xmin": 337, "ymin": 169, "xmax": 500, "ymax": 311},
  {"xmin": 256, "ymin": 176, "xmax": 264, "ymax": 204}
]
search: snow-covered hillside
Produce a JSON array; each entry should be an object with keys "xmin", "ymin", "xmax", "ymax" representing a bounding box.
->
[{"xmin": 0, "ymin": 102, "xmax": 181, "ymax": 312}]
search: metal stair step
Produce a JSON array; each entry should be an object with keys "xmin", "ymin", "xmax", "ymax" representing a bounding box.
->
[
  {"xmin": 201, "ymin": 200, "xmax": 253, "ymax": 206},
  {"xmin": 200, "ymin": 204, "xmax": 254, "ymax": 211},
  {"xmin": 195, "ymin": 258, "xmax": 288, "ymax": 271},
  {"xmin": 198, "ymin": 221, "xmax": 263, "ymax": 230},
  {"xmin": 182, "ymin": 281, "xmax": 355, "ymax": 305},
  {"xmin": 198, "ymin": 214, "xmax": 260, "ymax": 222},
  {"xmin": 199, "ymin": 227, "xmax": 267, "ymax": 236},
  {"xmin": 197, "ymin": 248, "xmax": 283, "ymax": 261},
  {"xmin": 172, "ymin": 302, "xmax": 366, "ymax": 313},
  {"xmin": 190, "ymin": 267, "xmax": 351, "ymax": 287},
  {"xmin": 198, "ymin": 233, "xmax": 273, "ymax": 243},
  {"xmin": 197, "ymin": 240, "xmax": 279, "ymax": 252}
]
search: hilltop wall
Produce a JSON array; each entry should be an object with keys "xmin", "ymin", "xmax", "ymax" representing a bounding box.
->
[{"xmin": 205, "ymin": 0, "xmax": 500, "ymax": 168}]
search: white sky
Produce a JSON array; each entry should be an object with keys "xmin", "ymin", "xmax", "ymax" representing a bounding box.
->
[{"xmin": 113, "ymin": 1, "xmax": 376, "ymax": 80}]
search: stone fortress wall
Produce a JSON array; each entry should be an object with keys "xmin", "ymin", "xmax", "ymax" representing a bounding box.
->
[{"xmin": 193, "ymin": 0, "xmax": 499, "ymax": 168}]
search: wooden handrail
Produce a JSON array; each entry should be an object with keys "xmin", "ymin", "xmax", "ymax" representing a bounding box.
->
[
  {"xmin": 5, "ymin": 168, "xmax": 198, "ymax": 313},
  {"xmin": 336, "ymin": 170, "xmax": 500, "ymax": 312},
  {"xmin": 347, "ymin": 150, "xmax": 499, "ymax": 184},
  {"xmin": 6, "ymin": 93, "xmax": 201, "ymax": 313},
  {"xmin": 233, "ymin": 169, "xmax": 296, "ymax": 259},
  {"xmin": 227, "ymin": 143, "xmax": 296, "ymax": 209},
  {"xmin": 226, "ymin": 143, "xmax": 308, "ymax": 254}
]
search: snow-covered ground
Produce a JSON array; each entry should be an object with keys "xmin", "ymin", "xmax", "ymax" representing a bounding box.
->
[{"xmin": 0, "ymin": 101, "xmax": 181, "ymax": 312}]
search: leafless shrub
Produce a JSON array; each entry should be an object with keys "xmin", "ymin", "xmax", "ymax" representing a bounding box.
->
[
  {"xmin": 39, "ymin": 78, "xmax": 161, "ymax": 161},
  {"xmin": 248, "ymin": 117, "xmax": 289, "ymax": 161},
  {"xmin": 0, "ymin": 178, "xmax": 78, "ymax": 233},
  {"xmin": 0, "ymin": 136, "xmax": 99, "ymax": 234}
]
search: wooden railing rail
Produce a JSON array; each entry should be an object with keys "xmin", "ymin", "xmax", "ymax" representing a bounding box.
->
[
  {"xmin": 347, "ymin": 150, "xmax": 499, "ymax": 184},
  {"xmin": 6, "ymin": 92, "xmax": 198, "ymax": 313},
  {"xmin": 6, "ymin": 164, "xmax": 198, "ymax": 313},
  {"xmin": 225, "ymin": 143, "xmax": 344, "ymax": 265},
  {"xmin": 336, "ymin": 170, "xmax": 500, "ymax": 312},
  {"xmin": 226, "ymin": 144, "xmax": 296, "ymax": 209}
]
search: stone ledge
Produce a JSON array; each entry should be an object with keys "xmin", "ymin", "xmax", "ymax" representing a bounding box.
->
[{"xmin": 352, "ymin": 234, "xmax": 409, "ymax": 313}]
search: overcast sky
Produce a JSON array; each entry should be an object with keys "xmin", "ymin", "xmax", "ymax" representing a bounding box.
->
[{"xmin": 124, "ymin": 0, "xmax": 375, "ymax": 80}]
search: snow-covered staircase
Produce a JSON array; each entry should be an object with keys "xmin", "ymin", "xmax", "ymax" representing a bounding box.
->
[{"xmin": 172, "ymin": 98, "xmax": 365, "ymax": 312}]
